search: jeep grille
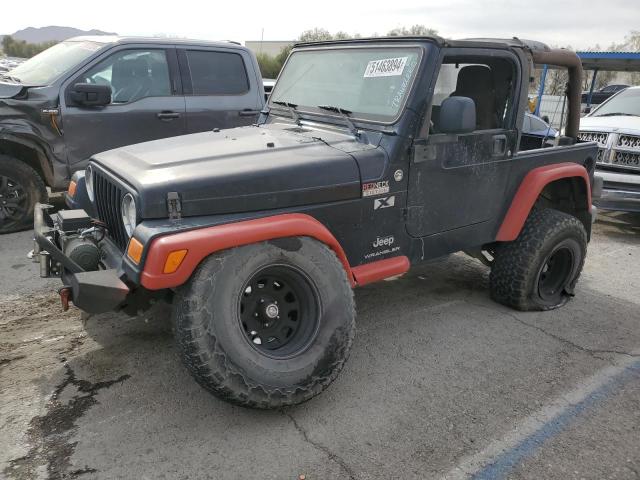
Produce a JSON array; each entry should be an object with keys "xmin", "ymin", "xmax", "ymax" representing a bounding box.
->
[{"xmin": 93, "ymin": 168, "xmax": 129, "ymax": 251}]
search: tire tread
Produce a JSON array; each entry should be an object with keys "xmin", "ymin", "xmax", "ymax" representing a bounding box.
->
[{"xmin": 490, "ymin": 208, "xmax": 587, "ymax": 311}]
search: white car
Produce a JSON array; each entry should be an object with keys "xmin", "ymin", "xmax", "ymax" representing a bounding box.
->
[{"xmin": 579, "ymin": 86, "xmax": 640, "ymax": 212}]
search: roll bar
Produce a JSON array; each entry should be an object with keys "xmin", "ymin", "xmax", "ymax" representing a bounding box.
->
[{"xmin": 530, "ymin": 48, "xmax": 583, "ymax": 141}]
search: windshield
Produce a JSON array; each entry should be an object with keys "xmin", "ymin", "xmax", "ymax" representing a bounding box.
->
[
  {"xmin": 591, "ymin": 88, "xmax": 640, "ymax": 117},
  {"xmin": 8, "ymin": 40, "xmax": 103, "ymax": 85},
  {"xmin": 270, "ymin": 47, "xmax": 422, "ymax": 123}
]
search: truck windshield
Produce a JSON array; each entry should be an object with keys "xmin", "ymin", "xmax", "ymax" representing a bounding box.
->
[
  {"xmin": 8, "ymin": 40, "xmax": 103, "ymax": 86},
  {"xmin": 592, "ymin": 88, "xmax": 640, "ymax": 117},
  {"xmin": 270, "ymin": 47, "xmax": 421, "ymax": 123}
]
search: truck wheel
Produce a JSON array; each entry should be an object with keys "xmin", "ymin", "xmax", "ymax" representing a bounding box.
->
[
  {"xmin": 490, "ymin": 208, "xmax": 587, "ymax": 311},
  {"xmin": 0, "ymin": 155, "xmax": 48, "ymax": 234},
  {"xmin": 173, "ymin": 237, "xmax": 356, "ymax": 409}
]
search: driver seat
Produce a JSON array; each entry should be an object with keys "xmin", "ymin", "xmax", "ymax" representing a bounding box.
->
[{"xmin": 451, "ymin": 65, "xmax": 498, "ymax": 130}]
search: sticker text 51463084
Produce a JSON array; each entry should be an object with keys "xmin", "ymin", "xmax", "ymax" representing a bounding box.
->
[{"xmin": 363, "ymin": 57, "xmax": 408, "ymax": 78}]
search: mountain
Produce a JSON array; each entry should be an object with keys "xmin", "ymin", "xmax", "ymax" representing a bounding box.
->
[{"xmin": 10, "ymin": 26, "xmax": 116, "ymax": 43}]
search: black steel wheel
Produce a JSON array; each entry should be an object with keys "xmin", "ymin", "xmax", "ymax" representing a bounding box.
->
[
  {"xmin": 536, "ymin": 241, "xmax": 579, "ymax": 304},
  {"xmin": 0, "ymin": 174, "xmax": 27, "ymax": 227},
  {"xmin": 173, "ymin": 237, "xmax": 356, "ymax": 409},
  {"xmin": 490, "ymin": 208, "xmax": 587, "ymax": 311},
  {"xmin": 239, "ymin": 265, "xmax": 320, "ymax": 358},
  {"xmin": 0, "ymin": 155, "xmax": 48, "ymax": 234}
]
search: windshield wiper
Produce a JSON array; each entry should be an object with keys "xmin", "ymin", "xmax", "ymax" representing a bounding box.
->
[
  {"xmin": 272, "ymin": 100, "xmax": 301, "ymax": 125},
  {"xmin": 594, "ymin": 112, "xmax": 639, "ymax": 117},
  {"xmin": 317, "ymin": 105, "xmax": 359, "ymax": 137}
]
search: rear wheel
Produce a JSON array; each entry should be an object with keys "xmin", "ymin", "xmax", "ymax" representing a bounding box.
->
[
  {"xmin": 0, "ymin": 155, "xmax": 48, "ymax": 234},
  {"xmin": 490, "ymin": 208, "xmax": 587, "ymax": 311},
  {"xmin": 173, "ymin": 237, "xmax": 356, "ymax": 409}
]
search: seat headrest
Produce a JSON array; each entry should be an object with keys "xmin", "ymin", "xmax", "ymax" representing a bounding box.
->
[{"xmin": 455, "ymin": 65, "xmax": 494, "ymax": 94}]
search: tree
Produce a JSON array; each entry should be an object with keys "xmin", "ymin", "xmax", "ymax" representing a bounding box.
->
[
  {"xmin": 256, "ymin": 28, "xmax": 359, "ymax": 79},
  {"xmin": 387, "ymin": 25, "xmax": 438, "ymax": 37},
  {"xmin": 1, "ymin": 35, "xmax": 57, "ymax": 58},
  {"xmin": 255, "ymin": 52, "xmax": 282, "ymax": 79},
  {"xmin": 255, "ymin": 25, "xmax": 437, "ymax": 80},
  {"xmin": 298, "ymin": 28, "xmax": 334, "ymax": 43}
]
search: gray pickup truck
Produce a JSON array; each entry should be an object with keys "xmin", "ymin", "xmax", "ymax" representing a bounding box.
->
[{"xmin": 0, "ymin": 36, "xmax": 264, "ymax": 233}]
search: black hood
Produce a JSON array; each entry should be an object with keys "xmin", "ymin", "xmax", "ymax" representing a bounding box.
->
[{"xmin": 93, "ymin": 123, "xmax": 369, "ymax": 219}]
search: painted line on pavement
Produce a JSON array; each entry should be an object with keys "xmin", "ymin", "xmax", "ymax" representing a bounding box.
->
[{"xmin": 443, "ymin": 353, "xmax": 640, "ymax": 480}]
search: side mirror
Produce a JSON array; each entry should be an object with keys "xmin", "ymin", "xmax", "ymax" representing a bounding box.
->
[
  {"xmin": 69, "ymin": 83, "xmax": 111, "ymax": 107},
  {"xmin": 438, "ymin": 96, "xmax": 476, "ymax": 134}
]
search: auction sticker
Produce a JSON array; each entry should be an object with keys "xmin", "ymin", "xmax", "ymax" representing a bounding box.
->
[
  {"xmin": 363, "ymin": 57, "xmax": 408, "ymax": 77},
  {"xmin": 362, "ymin": 181, "xmax": 390, "ymax": 197}
]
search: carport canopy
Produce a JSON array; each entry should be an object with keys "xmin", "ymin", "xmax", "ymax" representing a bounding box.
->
[{"xmin": 535, "ymin": 51, "xmax": 640, "ymax": 114}]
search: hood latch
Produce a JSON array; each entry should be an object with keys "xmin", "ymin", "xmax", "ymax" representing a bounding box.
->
[{"xmin": 167, "ymin": 192, "xmax": 182, "ymax": 220}]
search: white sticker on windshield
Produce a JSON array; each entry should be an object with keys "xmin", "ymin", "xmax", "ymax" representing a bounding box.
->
[{"xmin": 363, "ymin": 57, "xmax": 408, "ymax": 78}]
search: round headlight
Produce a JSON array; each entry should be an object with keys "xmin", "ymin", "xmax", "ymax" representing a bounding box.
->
[
  {"xmin": 85, "ymin": 165, "xmax": 94, "ymax": 201},
  {"xmin": 121, "ymin": 193, "xmax": 137, "ymax": 237}
]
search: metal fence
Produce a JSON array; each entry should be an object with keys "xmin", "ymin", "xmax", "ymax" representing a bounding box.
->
[{"xmin": 536, "ymin": 95, "xmax": 567, "ymax": 129}]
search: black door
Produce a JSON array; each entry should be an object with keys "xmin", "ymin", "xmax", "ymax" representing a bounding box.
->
[
  {"xmin": 407, "ymin": 50, "xmax": 520, "ymax": 237},
  {"xmin": 178, "ymin": 48, "xmax": 263, "ymax": 133},
  {"xmin": 61, "ymin": 46, "xmax": 185, "ymax": 169}
]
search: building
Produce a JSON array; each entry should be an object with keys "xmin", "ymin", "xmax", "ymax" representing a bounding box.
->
[{"xmin": 244, "ymin": 40, "xmax": 294, "ymax": 57}]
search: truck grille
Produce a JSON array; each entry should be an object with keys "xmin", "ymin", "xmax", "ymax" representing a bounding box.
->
[
  {"xmin": 579, "ymin": 131, "xmax": 640, "ymax": 172},
  {"xmin": 612, "ymin": 151, "xmax": 640, "ymax": 170},
  {"xmin": 93, "ymin": 169, "xmax": 129, "ymax": 251},
  {"xmin": 618, "ymin": 134, "xmax": 640, "ymax": 149},
  {"xmin": 579, "ymin": 131, "xmax": 609, "ymax": 145}
]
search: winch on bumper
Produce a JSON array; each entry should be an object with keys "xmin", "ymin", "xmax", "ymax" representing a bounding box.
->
[{"xmin": 30, "ymin": 203, "xmax": 130, "ymax": 313}]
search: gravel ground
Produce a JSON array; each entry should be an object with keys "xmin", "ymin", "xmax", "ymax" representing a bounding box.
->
[{"xmin": 0, "ymin": 211, "xmax": 638, "ymax": 480}]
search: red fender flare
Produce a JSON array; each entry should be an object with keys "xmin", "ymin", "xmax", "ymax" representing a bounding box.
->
[
  {"xmin": 140, "ymin": 213, "xmax": 411, "ymax": 290},
  {"xmin": 140, "ymin": 213, "xmax": 355, "ymax": 290},
  {"xmin": 495, "ymin": 162, "xmax": 591, "ymax": 242}
]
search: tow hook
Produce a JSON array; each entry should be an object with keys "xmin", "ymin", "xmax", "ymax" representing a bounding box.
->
[{"xmin": 58, "ymin": 287, "xmax": 72, "ymax": 311}]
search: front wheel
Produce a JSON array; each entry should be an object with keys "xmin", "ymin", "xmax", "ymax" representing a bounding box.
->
[
  {"xmin": 0, "ymin": 155, "xmax": 48, "ymax": 234},
  {"xmin": 490, "ymin": 208, "xmax": 587, "ymax": 311},
  {"xmin": 173, "ymin": 237, "xmax": 356, "ymax": 409}
]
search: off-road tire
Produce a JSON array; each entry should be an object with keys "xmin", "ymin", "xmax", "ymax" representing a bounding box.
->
[
  {"xmin": 490, "ymin": 208, "xmax": 587, "ymax": 311},
  {"xmin": 173, "ymin": 237, "xmax": 356, "ymax": 409},
  {"xmin": 0, "ymin": 155, "xmax": 48, "ymax": 234}
]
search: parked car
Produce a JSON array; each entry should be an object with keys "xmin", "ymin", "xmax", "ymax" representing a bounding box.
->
[
  {"xmin": 0, "ymin": 36, "xmax": 265, "ymax": 233},
  {"xmin": 0, "ymin": 56, "xmax": 25, "ymax": 73},
  {"xmin": 263, "ymin": 78, "xmax": 275, "ymax": 100},
  {"xmin": 581, "ymin": 84, "xmax": 629, "ymax": 106},
  {"xmin": 520, "ymin": 112, "xmax": 558, "ymax": 150},
  {"xmin": 579, "ymin": 85, "xmax": 640, "ymax": 212},
  {"xmin": 33, "ymin": 37, "xmax": 597, "ymax": 409}
]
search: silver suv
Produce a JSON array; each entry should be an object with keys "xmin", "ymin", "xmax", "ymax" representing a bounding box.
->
[{"xmin": 579, "ymin": 86, "xmax": 640, "ymax": 212}]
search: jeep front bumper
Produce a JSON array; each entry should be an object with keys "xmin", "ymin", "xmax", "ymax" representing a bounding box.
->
[{"xmin": 31, "ymin": 203, "xmax": 130, "ymax": 313}]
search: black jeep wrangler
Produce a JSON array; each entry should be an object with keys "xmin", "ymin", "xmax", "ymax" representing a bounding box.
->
[{"xmin": 32, "ymin": 36, "xmax": 599, "ymax": 409}]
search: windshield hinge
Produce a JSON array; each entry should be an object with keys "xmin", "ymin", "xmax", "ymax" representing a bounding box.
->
[{"xmin": 167, "ymin": 192, "xmax": 182, "ymax": 220}]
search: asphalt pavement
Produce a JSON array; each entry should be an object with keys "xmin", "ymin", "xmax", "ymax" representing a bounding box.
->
[{"xmin": 1, "ymin": 211, "xmax": 638, "ymax": 480}]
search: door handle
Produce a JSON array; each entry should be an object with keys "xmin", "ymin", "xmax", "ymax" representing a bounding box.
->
[
  {"xmin": 238, "ymin": 109, "xmax": 261, "ymax": 117},
  {"xmin": 157, "ymin": 111, "xmax": 181, "ymax": 120},
  {"xmin": 492, "ymin": 134, "xmax": 508, "ymax": 156}
]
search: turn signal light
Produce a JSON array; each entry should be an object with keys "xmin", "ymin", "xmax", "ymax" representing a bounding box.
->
[
  {"xmin": 67, "ymin": 180, "xmax": 77, "ymax": 198},
  {"xmin": 127, "ymin": 238, "xmax": 144, "ymax": 264},
  {"xmin": 163, "ymin": 249, "xmax": 188, "ymax": 274}
]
